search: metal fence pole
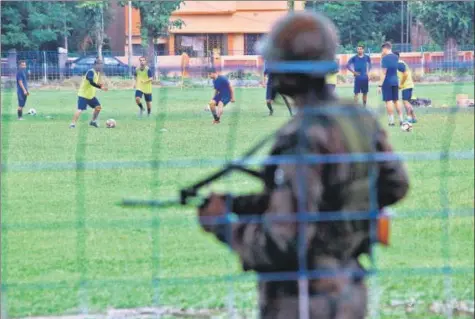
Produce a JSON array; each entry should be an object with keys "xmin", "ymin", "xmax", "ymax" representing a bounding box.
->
[{"xmin": 43, "ymin": 51, "xmax": 47, "ymax": 83}]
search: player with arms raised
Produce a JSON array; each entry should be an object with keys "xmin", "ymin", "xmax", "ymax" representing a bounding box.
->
[
  {"xmin": 134, "ymin": 56, "xmax": 153, "ymax": 117},
  {"xmin": 347, "ymin": 45, "xmax": 372, "ymax": 107},
  {"xmin": 395, "ymin": 52, "xmax": 418, "ymax": 123},
  {"xmin": 379, "ymin": 42, "xmax": 404, "ymax": 126},
  {"xmin": 16, "ymin": 60, "xmax": 29, "ymax": 120},
  {"xmin": 207, "ymin": 68, "xmax": 235, "ymax": 124},
  {"xmin": 69, "ymin": 57, "xmax": 108, "ymax": 128}
]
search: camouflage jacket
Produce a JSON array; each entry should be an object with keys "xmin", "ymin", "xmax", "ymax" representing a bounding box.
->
[{"xmin": 207, "ymin": 101, "xmax": 409, "ymax": 318}]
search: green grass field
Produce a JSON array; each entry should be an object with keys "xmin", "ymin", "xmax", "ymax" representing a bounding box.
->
[{"xmin": 1, "ymin": 82, "xmax": 474, "ymax": 318}]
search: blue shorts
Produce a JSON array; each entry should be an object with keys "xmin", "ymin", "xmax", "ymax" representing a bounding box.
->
[
  {"xmin": 326, "ymin": 84, "xmax": 336, "ymax": 94},
  {"xmin": 354, "ymin": 77, "xmax": 369, "ymax": 94},
  {"xmin": 382, "ymin": 86, "xmax": 399, "ymax": 102},
  {"xmin": 266, "ymin": 83, "xmax": 277, "ymax": 101},
  {"xmin": 402, "ymin": 88, "xmax": 413, "ymax": 101},
  {"xmin": 17, "ymin": 93, "xmax": 27, "ymax": 107},
  {"xmin": 77, "ymin": 96, "xmax": 100, "ymax": 110},
  {"xmin": 135, "ymin": 90, "xmax": 152, "ymax": 102},
  {"xmin": 213, "ymin": 94, "xmax": 231, "ymax": 106}
]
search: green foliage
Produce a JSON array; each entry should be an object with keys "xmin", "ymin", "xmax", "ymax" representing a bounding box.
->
[
  {"xmin": 120, "ymin": 0, "xmax": 184, "ymax": 53},
  {"xmin": 1, "ymin": 1, "xmax": 78, "ymax": 51},
  {"xmin": 76, "ymin": 1, "xmax": 111, "ymax": 57},
  {"xmin": 305, "ymin": 1, "xmax": 402, "ymax": 48},
  {"xmin": 410, "ymin": 1, "xmax": 474, "ymax": 47}
]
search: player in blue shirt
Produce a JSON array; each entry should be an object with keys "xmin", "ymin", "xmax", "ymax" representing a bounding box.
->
[
  {"xmin": 16, "ymin": 60, "xmax": 29, "ymax": 120},
  {"xmin": 264, "ymin": 64, "xmax": 276, "ymax": 116},
  {"xmin": 379, "ymin": 42, "xmax": 404, "ymax": 126},
  {"xmin": 207, "ymin": 68, "xmax": 234, "ymax": 124},
  {"xmin": 347, "ymin": 45, "xmax": 371, "ymax": 107}
]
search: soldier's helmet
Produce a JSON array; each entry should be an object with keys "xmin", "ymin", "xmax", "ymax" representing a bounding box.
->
[{"xmin": 257, "ymin": 12, "xmax": 340, "ymax": 97}]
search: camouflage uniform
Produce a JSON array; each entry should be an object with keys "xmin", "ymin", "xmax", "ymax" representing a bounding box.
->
[{"xmin": 204, "ymin": 100, "xmax": 409, "ymax": 319}]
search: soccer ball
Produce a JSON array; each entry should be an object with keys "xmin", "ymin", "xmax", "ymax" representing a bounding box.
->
[
  {"xmin": 27, "ymin": 108, "xmax": 37, "ymax": 115},
  {"xmin": 400, "ymin": 121, "xmax": 413, "ymax": 132},
  {"xmin": 106, "ymin": 119, "xmax": 116, "ymax": 128}
]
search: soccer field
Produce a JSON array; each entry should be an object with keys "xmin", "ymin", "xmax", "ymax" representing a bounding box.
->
[{"xmin": 1, "ymin": 83, "xmax": 474, "ymax": 318}]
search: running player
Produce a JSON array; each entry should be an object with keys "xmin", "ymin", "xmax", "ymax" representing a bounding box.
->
[{"xmin": 134, "ymin": 56, "xmax": 153, "ymax": 116}]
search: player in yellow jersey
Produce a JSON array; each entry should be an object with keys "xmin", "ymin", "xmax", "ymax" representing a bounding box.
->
[
  {"xmin": 325, "ymin": 59, "xmax": 339, "ymax": 94},
  {"xmin": 69, "ymin": 57, "xmax": 108, "ymax": 128},
  {"xmin": 395, "ymin": 52, "xmax": 417, "ymax": 123},
  {"xmin": 134, "ymin": 57, "xmax": 153, "ymax": 117}
]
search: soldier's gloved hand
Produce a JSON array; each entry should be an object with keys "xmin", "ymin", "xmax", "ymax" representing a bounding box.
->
[{"xmin": 198, "ymin": 193, "xmax": 228, "ymax": 233}]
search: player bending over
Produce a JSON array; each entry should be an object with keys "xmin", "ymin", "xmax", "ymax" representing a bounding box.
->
[
  {"xmin": 347, "ymin": 45, "xmax": 372, "ymax": 107},
  {"xmin": 379, "ymin": 42, "xmax": 404, "ymax": 127},
  {"xmin": 395, "ymin": 52, "xmax": 418, "ymax": 123},
  {"xmin": 134, "ymin": 56, "xmax": 153, "ymax": 117},
  {"xmin": 207, "ymin": 68, "xmax": 234, "ymax": 124},
  {"xmin": 69, "ymin": 57, "xmax": 108, "ymax": 128},
  {"xmin": 16, "ymin": 60, "xmax": 30, "ymax": 120}
]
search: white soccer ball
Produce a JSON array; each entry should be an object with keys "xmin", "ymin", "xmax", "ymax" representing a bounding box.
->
[
  {"xmin": 400, "ymin": 121, "xmax": 413, "ymax": 132},
  {"xmin": 27, "ymin": 108, "xmax": 37, "ymax": 115},
  {"xmin": 106, "ymin": 119, "xmax": 116, "ymax": 128}
]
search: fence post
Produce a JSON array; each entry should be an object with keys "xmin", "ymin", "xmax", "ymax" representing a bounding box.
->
[
  {"xmin": 43, "ymin": 51, "xmax": 47, "ymax": 84},
  {"xmin": 58, "ymin": 47, "xmax": 68, "ymax": 81}
]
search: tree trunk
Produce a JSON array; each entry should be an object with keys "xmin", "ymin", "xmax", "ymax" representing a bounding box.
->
[
  {"xmin": 147, "ymin": 32, "xmax": 156, "ymax": 80},
  {"xmin": 288, "ymin": 0, "xmax": 294, "ymax": 11},
  {"xmin": 96, "ymin": 28, "xmax": 103, "ymax": 60},
  {"xmin": 444, "ymin": 37, "xmax": 458, "ymax": 72}
]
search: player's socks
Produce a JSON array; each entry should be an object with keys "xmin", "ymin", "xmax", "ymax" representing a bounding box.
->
[
  {"xmin": 211, "ymin": 110, "xmax": 219, "ymax": 122},
  {"xmin": 388, "ymin": 115, "xmax": 395, "ymax": 126},
  {"xmin": 363, "ymin": 102, "xmax": 367, "ymax": 107},
  {"xmin": 17, "ymin": 109, "xmax": 22, "ymax": 119},
  {"xmin": 266, "ymin": 102, "xmax": 274, "ymax": 115},
  {"xmin": 138, "ymin": 102, "xmax": 144, "ymax": 110},
  {"xmin": 398, "ymin": 114, "xmax": 404, "ymax": 123},
  {"xmin": 147, "ymin": 108, "xmax": 151, "ymax": 116}
]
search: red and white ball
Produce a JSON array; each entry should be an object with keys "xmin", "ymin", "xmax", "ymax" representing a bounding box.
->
[{"xmin": 106, "ymin": 119, "xmax": 116, "ymax": 128}]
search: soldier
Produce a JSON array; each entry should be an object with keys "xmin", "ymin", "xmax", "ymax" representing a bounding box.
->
[{"xmin": 197, "ymin": 12, "xmax": 409, "ymax": 319}]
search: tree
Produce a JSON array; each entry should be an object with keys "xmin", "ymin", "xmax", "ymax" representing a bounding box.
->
[
  {"xmin": 411, "ymin": 1, "xmax": 474, "ymax": 62},
  {"xmin": 120, "ymin": 0, "xmax": 184, "ymax": 73},
  {"xmin": 1, "ymin": 1, "xmax": 77, "ymax": 51},
  {"xmin": 77, "ymin": 1, "xmax": 111, "ymax": 59},
  {"xmin": 305, "ymin": 1, "xmax": 402, "ymax": 50}
]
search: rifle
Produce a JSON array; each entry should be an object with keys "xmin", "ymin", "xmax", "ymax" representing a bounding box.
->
[{"xmin": 121, "ymin": 130, "xmax": 391, "ymax": 246}]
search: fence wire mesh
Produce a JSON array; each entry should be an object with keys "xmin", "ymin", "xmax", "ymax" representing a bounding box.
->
[{"xmin": 1, "ymin": 1, "xmax": 474, "ymax": 319}]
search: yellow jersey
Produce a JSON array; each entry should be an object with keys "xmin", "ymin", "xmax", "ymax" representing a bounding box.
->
[
  {"xmin": 135, "ymin": 66, "xmax": 152, "ymax": 94},
  {"xmin": 78, "ymin": 69, "xmax": 99, "ymax": 99},
  {"xmin": 326, "ymin": 72, "xmax": 338, "ymax": 85},
  {"xmin": 397, "ymin": 60, "xmax": 414, "ymax": 90}
]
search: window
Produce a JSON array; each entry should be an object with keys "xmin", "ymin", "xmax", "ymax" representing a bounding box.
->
[
  {"xmin": 244, "ymin": 34, "xmax": 264, "ymax": 55},
  {"xmin": 175, "ymin": 34, "xmax": 226, "ymax": 57}
]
